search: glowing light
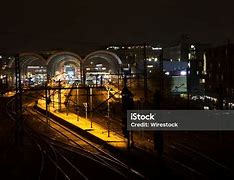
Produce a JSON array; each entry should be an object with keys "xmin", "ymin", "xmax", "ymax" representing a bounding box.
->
[
  {"xmin": 165, "ymin": 72, "xmax": 170, "ymax": 75},
  {"xmin": 147, "ymin": 65, "xmax": 153, "ymax": 68},
  {"xmin": 106, "ymin": 46, "xmax": 120, "ymax": 50},
  {"xmin": 188, "ymin": 61, "xmax": 191, "ymax": 68},
  {"xmin": 180, "ymin": 71, "xmax": 187, "ymax": 76},
  {"xmin": 188, "ymin": 53, "xmax": 191, "ymax": 59},
  {"xmin": 27, "ymin": 66, "xmax": 41, "ymax": 69},
  {"xmin": 203, "ymin": 53, "xmax": 207, "ymax": 74},
  {"xmin": 191, "ymin": 45, "xmax": 195, "ymax": 49},
  {"xmin": 96, "ymin": 64, "xmax": 102, "ymax": 67},
  {"xmin": 200, "ymin": 79, "xmax": 205, "ymax": 83},
  {"xmin": 152, "ymin": 47, "xmax": 162, "ymax": 50}
]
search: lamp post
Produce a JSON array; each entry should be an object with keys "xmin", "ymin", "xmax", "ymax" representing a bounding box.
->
[
  {"xmin": 76, "ymin": 83, "xmax": 79, "ymax": 121},
  {"xmin": 90, "ymin": 87, "xmax": 93, "ymax": 127},
  {"xmin": 107, "ymin": 87, "xmax": 111, "ymax": 137}
]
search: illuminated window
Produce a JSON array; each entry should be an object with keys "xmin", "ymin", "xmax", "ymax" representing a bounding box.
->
[
  {"xmin": 200, "ymin": 79, "xmax": 205, "ymax": 83},
  {"xmin": 96, "ymin": 64, "xmax": 102, "ymax": 67},
  {"xmin": 203, "ymin": 53, "xmax": 207, "ymax": 74}
]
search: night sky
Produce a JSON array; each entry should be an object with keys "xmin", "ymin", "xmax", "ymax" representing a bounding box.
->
[{"xmin": 0, "ymin": 0, "xmax": 234, "ymax": 53}]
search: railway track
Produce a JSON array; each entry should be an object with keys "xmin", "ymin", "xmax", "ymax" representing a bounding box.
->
[
  {"xmin": 6, "ymin": 94, "xmax": 234, "ymax": 179},
  {"xmin": 6, "ymin": 97, "xmax": 144, "ymax": 180},
  {"xmin": 163, "ymin": 141, "xmax": 234, "ymax": 179}
]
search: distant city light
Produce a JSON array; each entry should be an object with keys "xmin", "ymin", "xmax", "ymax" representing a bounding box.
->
[
  {"xmin": 203, "ymin": 53, "xmax": 207, "ymax": 74},
  {"xmin": 180, "ymin": 71, "xmax": 187, "ymax": 76},
  {"xmin": 27, "ymin": 66, "xmax": 41, "ymax": 69},
  {"xmin": 147, "ymin": 65, "xmax": 153, "ymax": 68},
  {"xmin": 165, "ymin": 72, "xmax": 170, "ymax": 75},
  {"xmin": 152, "ymin": 47, "xmax": 162, "ymax": 50},
  {"xmin": 188, "ymin": 53, "xmax": 191, "ymax": 60},
  {"xmin": 106, "ymin": 46, "xmax": 120, "ymax": 50},
  {"xmin": 147, "ymin": 57, "xmax": 158, "ymax": 62},
  {"xmin": 96, "ymin": 64, "xmax": 102, "ymax": 67},
  {"xmin": 201, "ymin": 79, "xmax": 205, "ymax": 83}
]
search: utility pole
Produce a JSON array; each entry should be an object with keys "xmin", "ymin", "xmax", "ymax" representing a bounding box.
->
[
  {"xmin": 122, "ymin": 76, "xmax": 134, "ymax": 150},
  {"xmin": 45, "ymin": 82, "xmax": 49, "ymax": 124},
  {"xmin": 143, "ymin": 43, "xmax": 148, "ymax": 101},
  {"xmin": 100, "ymin": 75, "xmax": 103, "ymax": 86},
  {"xmin": 52, "ymin": 80, "xmax": 55, "ymax": 108},
  {"xmin": 86, "ymin": 87, "xmax": 92, "ymax": 128},
  {"xmin": 83, "ymin": 68, "xmax": 86, "ymax": 87},
  {"xmin": 14, "ymin": 54, "xmax": 23, "ymax": 146},
  {"xmin": 107, "ymin": 88, "xmax": 110, "ymax": 137},
  {"xmin": 58, "ymin": 79, "xmax": 62, "ymax": 111},
  {"xmin": 159, "ymin": 49, "xmax": 164, "ymax": 97},
  {"xmin": 186, "ymin": 63, "xmax": 191, "ymax": 109},
  {"xmin": 90, "ymin": 87, "xmax": 93, "ymax": 123},
  {"xmin": 153, "ymin": 49, "xmax": 164, "ymax": 157},
  {"xmin": 218, "ymin": 84, "xmax": 224, "ymax": 110},
  {"xmin": 76, "ymin": 83, "xmax": 79, "ymax": 121}
]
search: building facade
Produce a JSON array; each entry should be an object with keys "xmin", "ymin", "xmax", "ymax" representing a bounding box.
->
[
  {"xmin": 163, "ymin": 43, "xmax": 209, "ymax": 95},
  {"xmin": 205, "ymin": 44, "xmax": 234, "ymax": 103},
  {"xmin": 106, "ymin": 45, "xmax": 162, "ymax": 74}
]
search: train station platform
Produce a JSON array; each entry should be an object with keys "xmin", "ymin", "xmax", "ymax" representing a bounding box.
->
[{"xmin": 36, "ymin": 99, "xmax": 127, "ymax": 150}]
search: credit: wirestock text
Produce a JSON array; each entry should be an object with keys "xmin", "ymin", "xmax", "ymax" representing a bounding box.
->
[{"xmin": 127, "ymin": 110, "xmax": 234, "ymax": 131}]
